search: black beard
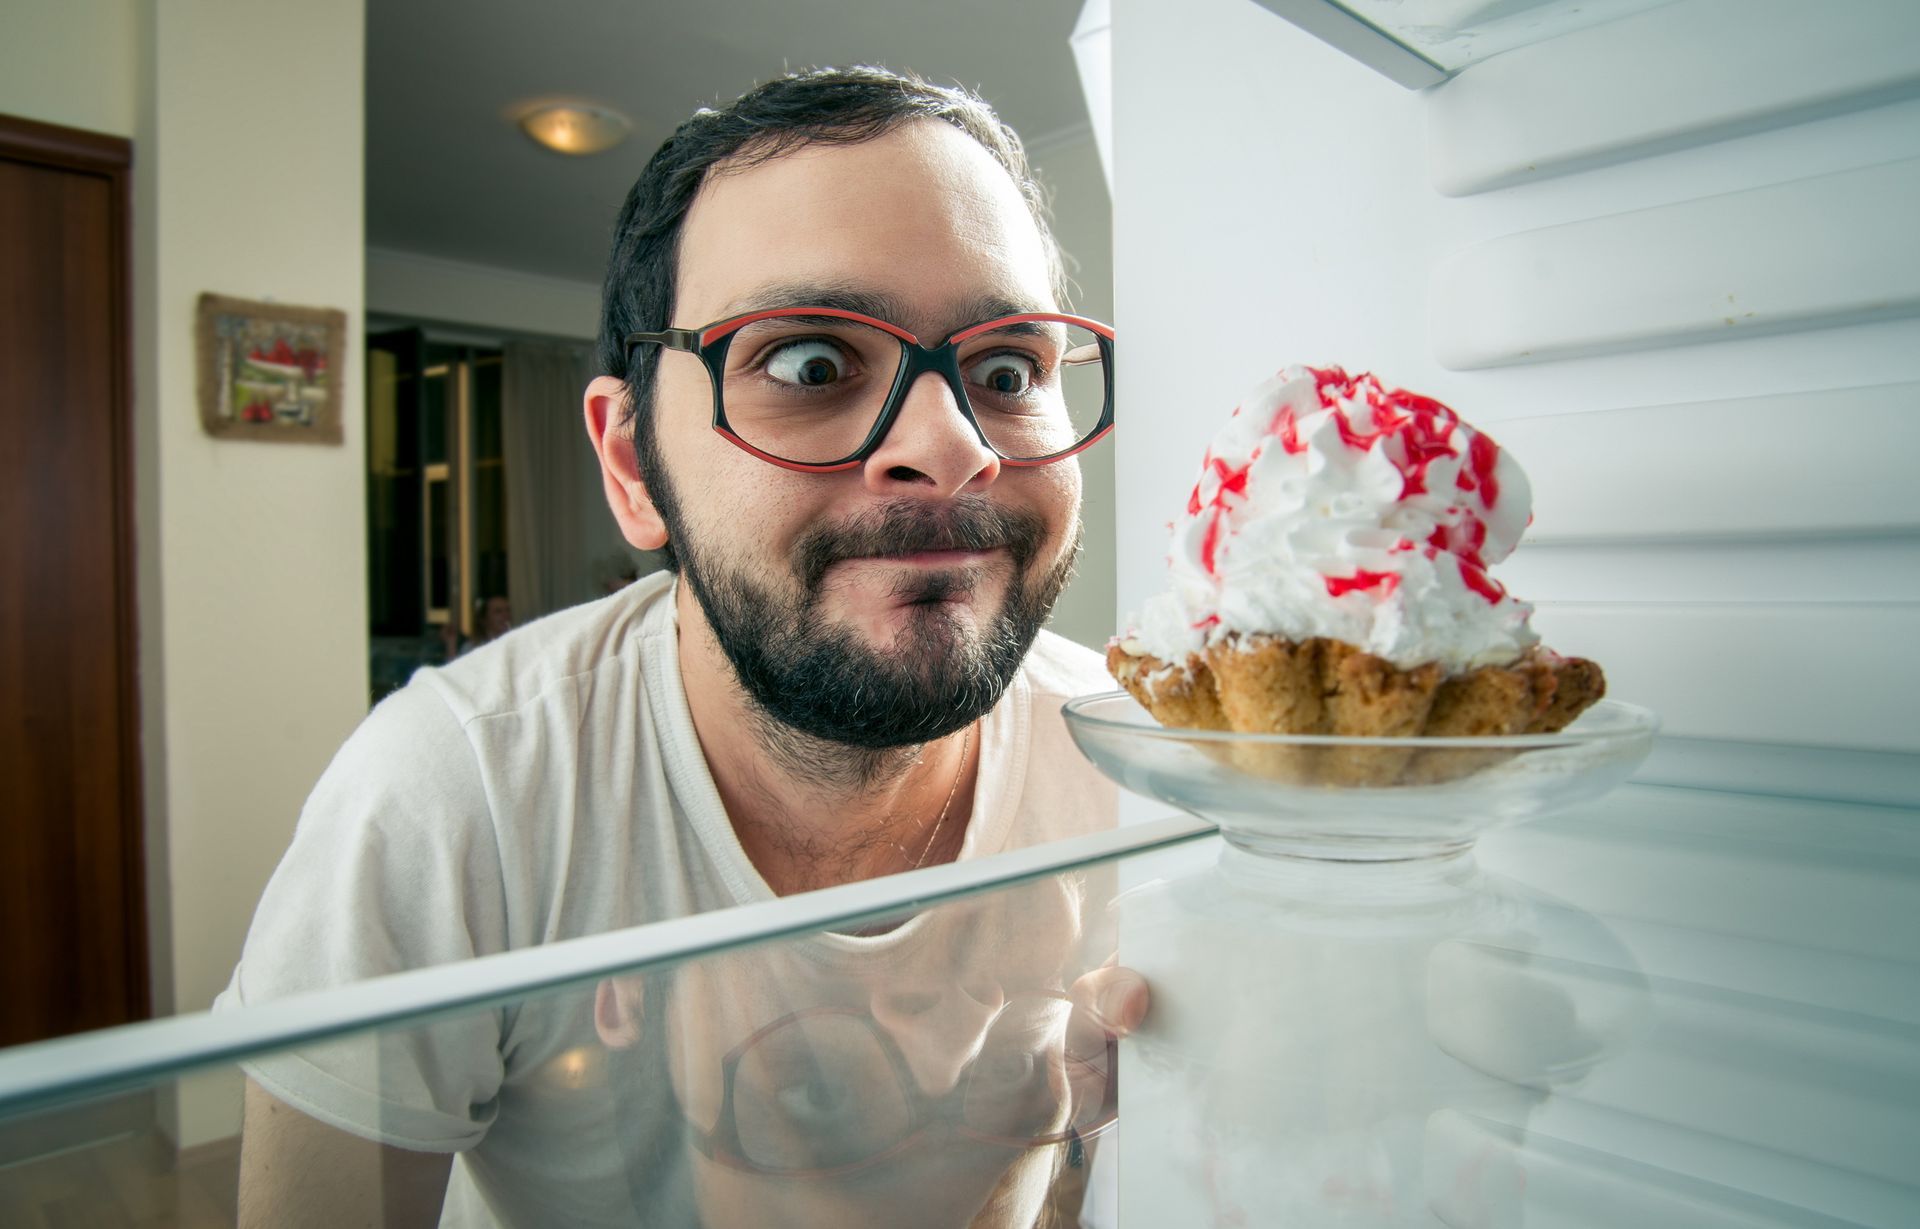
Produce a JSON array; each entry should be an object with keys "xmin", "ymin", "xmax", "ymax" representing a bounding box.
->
[{"xmin": 650, "ymin": 465, "xmax": 1073, "ymax": 760}]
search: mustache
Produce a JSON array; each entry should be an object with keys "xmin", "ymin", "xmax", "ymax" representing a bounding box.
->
[{"xmin": 793, "ymin": 497, "xmax": 1049, "ymax": 592}]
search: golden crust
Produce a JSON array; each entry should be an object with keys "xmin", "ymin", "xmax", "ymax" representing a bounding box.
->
[
  {"xmin": 1317, "ymin": 641, "xmax": 1444, "ymax": 786},
  {"xmin": 1106, "ymin": 635, "xmax": 1606, "ymax": 787},
  {"xmin": 1106, "ymin": 641, "xmax": 1229, "ymax": 731},
  {"xmin": 1529, "ymin": 652, "xmax": 1606, "ymax": 734},
  {"xmin": 1205, "ymin": 636, "xmax": 1324, "ymax": 736}
]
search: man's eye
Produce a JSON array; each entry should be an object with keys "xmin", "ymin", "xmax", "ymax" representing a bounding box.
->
[
  {"xmin": 974, "ymin": 1049, "xmax": 1038, "ymax": 1090},
  {"xmin": 966, "ymin": 353, "xmax": 1039, "ymax": 397},
  {"xmin": 775, "ymin": 1074, "xmax": 851, "ymax": 1120},
  {"xmin": 765, "ymin": 340, "xmax": 849, "ymax": 387}
]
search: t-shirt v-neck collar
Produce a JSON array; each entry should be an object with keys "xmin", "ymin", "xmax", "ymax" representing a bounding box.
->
[{"xmin": 637, "ymin": 577, "xmax": 1033, "ymax": 956}]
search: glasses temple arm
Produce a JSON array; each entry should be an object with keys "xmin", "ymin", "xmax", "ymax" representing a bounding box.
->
[{"xmin": 623, "ymin": 328, "xmax": 701, "ymax": 353}]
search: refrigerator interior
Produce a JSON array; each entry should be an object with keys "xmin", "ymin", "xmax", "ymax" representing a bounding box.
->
[{"xmin": 1108, "ymin": 0, "xmax": 1920, "ymax": 1223}]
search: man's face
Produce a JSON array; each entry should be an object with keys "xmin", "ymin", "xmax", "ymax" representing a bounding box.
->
[
  {"xmin": 646, "ymin": 121, "xmax": 1082, "ymax": 748},
  {"xmin": 481, "ymin": 596, "xmax": 512, "ymax": 639}
]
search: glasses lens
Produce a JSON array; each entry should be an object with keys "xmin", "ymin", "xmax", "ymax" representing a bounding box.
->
[
  {"xmin": 732, "ymin": 1012, "xmax": 912, "ymax": 1172},
  {"xmin": 958, "ymin": 318, "xmax": 1108, "ymax": 461},
  {"xmin": 960, "ymin": 996, "xmax": 1114, "ymax": 1144},
  {"xmin": 715, "ymin": 312, "xmax": 1110, "ymax": 465},
  {"xmin": 717, "ymin": 315, "xmax": 902, "ymax": 466}
]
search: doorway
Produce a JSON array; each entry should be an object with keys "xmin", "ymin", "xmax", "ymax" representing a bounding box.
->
[
  {"xmin": 365, "ymin": 328, "xmax": 508, "ymax": 704},
  {"xmin": 0, "ymin": 113, "xmax": 148, "ymax": 1045}
]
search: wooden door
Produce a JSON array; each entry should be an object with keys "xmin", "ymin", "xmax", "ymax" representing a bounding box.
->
[{"xmin": 0, "ymin": 114, "xmax": 147, "ymax": 1046}]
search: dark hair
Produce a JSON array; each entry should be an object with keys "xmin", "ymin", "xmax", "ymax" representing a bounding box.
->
[{"xmin": 595, "ymin": 66, "xmax": 1066, "ymax": 568}]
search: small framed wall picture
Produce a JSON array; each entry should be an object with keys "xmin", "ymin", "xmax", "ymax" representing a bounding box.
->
[{"xmin": 195, "ymin": 293, "xmax": 347, "ymax": 443}]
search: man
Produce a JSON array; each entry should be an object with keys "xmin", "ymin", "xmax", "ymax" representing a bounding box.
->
[
  {"xmin": 222, "ymin": 67, "xmax": 1136, "ymax": 1227},
  {"xmin": 474, "ymin": 595, "xmax": 512, "ymax": 645}
]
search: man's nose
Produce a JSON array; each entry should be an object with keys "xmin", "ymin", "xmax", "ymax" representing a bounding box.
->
[
  {"xmin": 871, "ymin": 981, "xmax": 1004, "ymax": 1099},
  {"xmin": 860, "ymin": 368, "xmax": 1001, "ymax": 497}
]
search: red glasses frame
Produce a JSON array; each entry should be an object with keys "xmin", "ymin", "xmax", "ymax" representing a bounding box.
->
[
  {"xmin": 678, "ymin": 992, "xmax": 1120, "ymax": 1178},
  {"xmin": 624, "ymin": 306, "xmax": 1115, "ymax": 473}
]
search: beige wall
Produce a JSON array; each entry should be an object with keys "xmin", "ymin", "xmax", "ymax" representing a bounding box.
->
[
  {"xmin": 143, "ymin": 0, "xmax": 368, "ymax": 1146},
  {"xmin": 4, "ymin": 0, "xmax": 370, "ymax": 1146},
  {"xmin": 367, "ymin": 245, "xmax": 601, "ymax": 339},
  {"xmin": 0, "ymin": 0, "xmax": 141, "ymax": 137}
]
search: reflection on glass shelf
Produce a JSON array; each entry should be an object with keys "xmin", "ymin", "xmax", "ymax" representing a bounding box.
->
[
  {"xmin": 1115, "ymin": 843, "xmax": 1650, "ymax": 1225},
  {"xmin": 0, "ymin": 789, "xmax": 1916, "ymax": 1226},
  {"xmin": 1065, "ymin": 692, "xmax": 1656, "ymax": 860},
  {"xmin": 0, "ymin": 1091, "xmax": 236, "ymax": 1226}
]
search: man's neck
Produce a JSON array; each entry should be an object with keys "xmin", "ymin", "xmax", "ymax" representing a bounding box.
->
[{"xmin": 674, "ymin": 584, "xmax": 977, "ymax": 896}]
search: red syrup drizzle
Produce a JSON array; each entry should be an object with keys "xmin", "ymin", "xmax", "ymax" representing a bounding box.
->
[
  {"xmin": 1390, "ymin": 392, "xmax": 1460, "ymax": 500},
  {"xmin": 1458, "ymin": 557, "xmax": 1507, "ymax": 604},
  {"xmin": 1267, "ymin": 401, "xmax": 1306, "ymax": 455},
  {"xmin": 1468, "ymin": 431, "xmax": 1501, "ymax": 509},
  {"xmin": 1186, "ymin": 451, "xmax": 1258, "ymax": 579},
  {"xmin": 1200, "ymin": 509, "xmax": 1226, "ymax": 578},
  {"xmin": 1187, "ymin": 367, "xmax": 1514, "ymax": 603},
  {"xmin": 1427, "ymin": 518, "xmax": 1489, "ymax": 571},
  {"xmin": 1325, "ymin": 569, "xmax": 1401, "ymax": 598},
  {"xmin": 1313, "ymin": 369, "xmax": 1509, "ymax": 604},
  {"xmin": 1212, "ymin": 455, "xmax": 1254, "ymax": 499},
  {"xmin": 1304, "ymin": 366, "xmax": 1468, "ymax": 502},
  {"xmin": 1186, "ymin": 452, "xmax": 1255, "ymax": 513}
]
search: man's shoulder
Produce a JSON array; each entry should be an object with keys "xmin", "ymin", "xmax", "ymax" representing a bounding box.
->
[
  {"xmin": 422, "ymin": 572, "xmax": 675, "ymax": 724},
  {"xmin": 1020, "ymin": 629, "xmax": 1114, "ymax": 703}
]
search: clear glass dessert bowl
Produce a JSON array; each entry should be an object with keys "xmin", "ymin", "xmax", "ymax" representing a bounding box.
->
[{"xmin": 1063, "ymin": 692, "xmax": 1659, "ymax": 860}]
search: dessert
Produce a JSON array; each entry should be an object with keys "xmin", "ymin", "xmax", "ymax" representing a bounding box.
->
[{"xmin": 1109, "ymin": 364, "xmax": 1602, "ymax": 785}]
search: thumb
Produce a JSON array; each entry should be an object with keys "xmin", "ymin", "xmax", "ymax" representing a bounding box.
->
[{"xmin": 1069, "ymin": 963, "xmax": 1151, "ymax": 1056}]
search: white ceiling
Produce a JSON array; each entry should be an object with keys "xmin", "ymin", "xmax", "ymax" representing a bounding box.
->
[{"xmin": 366, "ymin": 0, "xmax": 1096, "ymax": 285}]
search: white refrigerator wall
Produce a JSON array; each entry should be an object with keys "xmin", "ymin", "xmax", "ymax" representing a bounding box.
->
[
  {"xmin": 1113, "ymin": 0, "xmax": 1920, "ymax": 804},
  {"xmin": 1110, "ymin": 1, "xmax": 1920, "ymax": 1224}
]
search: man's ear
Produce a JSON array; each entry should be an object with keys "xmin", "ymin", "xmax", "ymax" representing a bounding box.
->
[
  {"xmin": 584, "ymin": 374, "xmax": 669, "ymax": 552},
  {"xmin": 593, "ymin": 976, "xmax": 645, "ymax": 1050}
]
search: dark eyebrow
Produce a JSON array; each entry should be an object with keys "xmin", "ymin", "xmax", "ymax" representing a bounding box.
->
[
  {"xmin": 713, "ymin": 283, "xmax": 1054, "ymax": 341},
  {"xmin": 964, "ymin": 317, "xmax": 1060, "ymax": 339},
  {"xmin": 950, "ymin": 293, "xmax": 1056, "ymax": 336},
  {"xmin": 716, "ymin": 282, "xmax": 907, "ymax": 327}
]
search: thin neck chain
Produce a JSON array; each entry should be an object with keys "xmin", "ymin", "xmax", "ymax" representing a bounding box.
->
[{"xmin": 911, "ymin": 724, "xmax": 972, "ymax": 871}]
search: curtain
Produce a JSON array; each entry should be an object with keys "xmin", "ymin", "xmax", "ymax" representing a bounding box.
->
[{"xmin": 502, "ymin": 340, "xmax": 637, "ymax": 621}]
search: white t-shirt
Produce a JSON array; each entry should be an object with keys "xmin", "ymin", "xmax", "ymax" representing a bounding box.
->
[{"xmin": 216, "ymin": 572, "xmax": 1118, "ymax": 1227}]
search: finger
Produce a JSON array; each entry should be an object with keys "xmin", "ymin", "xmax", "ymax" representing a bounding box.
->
[{"xmin": 1069, "ymin": 965, "xmax": 1151, "ymax": 1054}]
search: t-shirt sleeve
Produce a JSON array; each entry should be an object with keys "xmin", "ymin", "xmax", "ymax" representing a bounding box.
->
[{"xmin": 217, "ymin": 678, "xmax": 511, "ymax": 1152}]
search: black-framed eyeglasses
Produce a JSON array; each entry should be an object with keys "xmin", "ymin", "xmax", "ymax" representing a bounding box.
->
[
  {"xmin": 625, "ymin": 306, "xmax": 1115, "ymax": 472},
  {"xmin": 679, "ymin": 990, "xmax": 1118, "ymax": 1177}
]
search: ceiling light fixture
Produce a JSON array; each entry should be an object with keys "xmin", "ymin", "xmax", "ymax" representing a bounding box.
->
[{"xmin": 518, "ymin": 103, "xmax": 631, "ymax": 156}]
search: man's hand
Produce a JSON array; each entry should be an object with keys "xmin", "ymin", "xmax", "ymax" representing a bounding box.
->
[{"xmin": 1068, "ymin": 962, "xmax": 1151, "ymax": 1050}]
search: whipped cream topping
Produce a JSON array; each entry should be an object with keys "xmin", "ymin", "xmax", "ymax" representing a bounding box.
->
[{"xmin": 1121, "ymin": 364, "xmax": 1539, "ymax": 676}]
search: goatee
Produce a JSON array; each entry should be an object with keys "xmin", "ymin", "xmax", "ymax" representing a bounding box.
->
[{"xmin": 670, "ymin": 492, "xmax": 1075, "ymax": 756}]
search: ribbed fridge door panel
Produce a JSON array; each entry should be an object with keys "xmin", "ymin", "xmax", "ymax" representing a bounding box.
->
[
  {"xmin": 1527, "ymin": 603, "xmax": 1919, "ymax": 753},
  {"xmin": 1494, "ymin": 383, "xmax": 1920, "ymax": 542},
  {"xmin": 1431, "ymin": 159, "xmax": 1920, "ymax": 370},
  {"xmin": 1431, "ymin": 1108, "xmax": 1913, "ymax": 1228},
  {"xmin": 1425, "ymin": 0, "xmax": 1920, "ymax": 196},
  {"xmin": 1481, "ymin": 792, "xmax": 1920, "ymax": 960}
]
